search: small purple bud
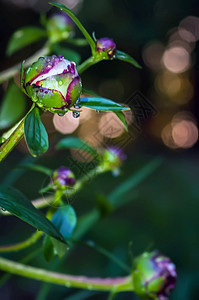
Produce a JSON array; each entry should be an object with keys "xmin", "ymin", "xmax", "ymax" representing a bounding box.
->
[
  {"xmin": 24, "ymin": 55, "xmax": 82, "ymax": 114},
  {"xmin": 47, "ymin": 11, "xmax": 74, "ymax": 43},
  {"xmin": 132, "ymin": 251, "xmax": 177, "ymax": 300},
  {"xmin": 51, "ymin": 167, "xmax": 75, "ymax": 191},
  {"xmin": 102, "ymin": 146, "xmax": 126, "ymax": 171},
  {"xmin": 96, "ymin": 37, "xmax": 117, "ymax": 59}
]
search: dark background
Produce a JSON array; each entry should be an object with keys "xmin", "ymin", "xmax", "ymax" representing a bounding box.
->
[{"xmin": 0, "ymin": 0, "xmax": 199, "ymax": 299}]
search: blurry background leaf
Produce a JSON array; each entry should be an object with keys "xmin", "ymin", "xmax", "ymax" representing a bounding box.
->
[
  {"xmin": 0, "ymin": 81, "xmax": 26, "ymax": 129},
  {"xmin": 6, "ymin": 26, "xmax": 46, "ymax": 56},
  {"xmin": 43, "ymin": 234, "xmax": 54, "ymax": 262},
  {"xmin": 80, "ymin": 97, "xmax": 129, "ymax": 111},
  {"xmin": 24, "ymin": 107, "xmax": 49, "ymax": 157},
  {"xmin": 18, "ymin": 164, "xmax": 52, "ymax": 176},
  {"xmin": 0, "ymin": 188, "xmax": 66, "ymax": 243},
  {"xmin": 53, "ymin": 45, "xmax": 81, "ymax": 65},
  {"xmin": 115, "ymin": 50, "xmax": 142, "ymax": 69},
  {"xmin": 56, "ymin": 137, "xmax": 100, "ymax": 159},
  {"xmin": 51, "ymin": 205, "xmax": 77, "ymax": 241}
]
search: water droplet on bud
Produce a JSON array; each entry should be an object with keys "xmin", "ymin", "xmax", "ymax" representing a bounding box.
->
[
  {"xmin": 58, "ymin": 81, "xmax": 63, "ymax": 86},
  {"xmin": 39, "ymin": 57, "xmax": 44, "ymax": 60},
  {"xmin": 96, "ymin": 110, "xmax": 101, "ymax": 113},
  {"xmin": 74, "ymin": 104, "xmax": 80, "ymax": 109},
  {"xmin": 72, "ymin": 111, "xmax": 80, "ymax": 118},
  {"xmin": 58, "ymin": 113, "xmax": 65, "ymax": 117},
  {"xmin": 0, "ymin": 207, "xmax": 6, "ymax": 212}
]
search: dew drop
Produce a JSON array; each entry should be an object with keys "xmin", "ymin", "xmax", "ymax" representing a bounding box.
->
[
  {"xmin": 39, "ymin": 56, "xmax": 44, "ymax": 60},
  {"xmin": 88, "ymin": 285, "xmax": 93, "ymax": 290},
  {"xmin": 65, "ymin": 282, "xmax": 71, "ymax": 287},
  {"xmin": 72, "ymin": 111, "xmax": 80, "ymax": 118},
  {"xmin": 74, "ymin": 104, "xmax": 80, "ymax": 109},
  {"xmin": 58, "ymin": 81, "xmax": 63, "ymax": 86},
  {"xmin": 0, "ymin": 207, "xmax": 6, "ymax": 212},
  {"xmin": 58, "ymin": 112, "xmax": 65, "ymax": 117},
  {"xmin": 96, "ymin": 110, "xmax": 101, "ymax": 113}
]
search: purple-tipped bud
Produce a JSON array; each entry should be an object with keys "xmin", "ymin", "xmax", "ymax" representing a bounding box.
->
[
  {"xmin": 96, "ymin": 37, "xmax": 116, "ymax": 59},
  {"xmin": 102, "ymin": 147, "xmax": 126, "ymax": 171},
  {"xmin": 47, "ymin": 11, "xmax": 74, "ymax": 43},
  {"xmin": 51, "ymin": 167, "xmax": 75, "ymax": 191},
  {"xmin": 23, "ymin": 55, "xmax": 82, "ymax": 114},
  {"xmin": 132, "ymin": 251, "xmax": 177, "ymax": 300}
]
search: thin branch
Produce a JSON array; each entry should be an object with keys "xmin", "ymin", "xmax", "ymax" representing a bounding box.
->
[{"xmin": 0, "ymin": 256, "xmax": 133, "ymax": 292}]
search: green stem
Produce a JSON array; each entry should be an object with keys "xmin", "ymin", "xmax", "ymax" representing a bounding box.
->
[
  {"xmin": 0, "ymin": 118, "xmax": 25, "ymax": 163},
  {"xmin": 0, "ymin": 104, "xmax": 35, "ymax": 163},
  {"xmin": 77, "ymin": 56, "xmax": 101, "ymax": 74},
  {"xmin": 0, "ymin": 256, "xmax": 133, "ymax": 292},
  {"xmin": 0, "ymin": 231, "xmax": 42, "ymax": 253}
]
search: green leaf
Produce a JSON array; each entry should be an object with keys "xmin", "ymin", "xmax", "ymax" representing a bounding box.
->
[
  {"xmin": 51, "ymin": 237, "xmax": 69, "ymax": 258},
  {"xmin": 0, "ymin": 81, "xmax": 26, "ymax": 129},
  {"xmin": 43, "ymin": 235, "xmax": 54, "ymax": 262},
  {"xmin": 115, "ymin": 50, "xmax": 142, "ymax": 69},
  {"xmin": 0, "ymin": 188, "xmax": 67, "ymax": 244},
  {"xmin": 51, "ymin": 205, "xmax": 77, "ymax": 240},
  {"xmin": 67, "ymin": 38, "xmax": 88, "ymax": 47},
  {"xmin": 18, "ymin": 164, "xmax": 52, "ymax": 176},
  {"xmin": 53, "ymin": 45, "xmax": 81, "ymax": 65},
  {"xmin": 113, "ymin": 111, "xmax": 128, "ymax": 131},
  {"xmin": 6, "ymin": 26, "xmax": 46, "ymax": 56},
  {"xmin": 80, "ymin": 97, "xmax": 130, "ymax": 111},
  {"xmin": 50, "ymin": 2, "xmax": 96, "ymax": 54},
  {"xmin": 56, "ymin": 137, "xmax": 100, "ymax": 159},
  {"xmin": 24, "ymin": 107, "xmax": 49, "ymax": 157}
]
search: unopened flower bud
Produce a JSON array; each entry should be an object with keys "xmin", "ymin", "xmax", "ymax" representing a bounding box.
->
[
  {"xmin": 96, "ymin": 37, "xmax": 116, "ymax": 59},
  {"xmin": 47, "ymin": 11, "xmax": 74, "ymax": 43},
  {"xmin": 51, "ymin": 166, "xmax": 75, "ymax": 191},
  {"xmin": 102, "ymin": 147, "xmax": 126, "ymax": 171},
  {"xmin": 132, "ymin": 251, "xmax": 177, "ymax": 300},
  {"xmin": 24, "ymin": 55, "xmax": 82, "ymax": 114}
]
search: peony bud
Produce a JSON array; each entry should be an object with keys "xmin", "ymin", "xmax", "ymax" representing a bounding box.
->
[
  {"xmin": 102, "ymin": 147, "xmax": 126, "ymax": 171},
  {"xmin": 96, "ymin": 37, "xmax": 116, "ymax": 59},
  {"xmin": 51, "ymin": 166, "xmax": 75, "ymax": 191},
  {"xmin": 46, "ymin": 11, "xmax": 74, "ymax": 44},
  {"xmin": 24, "ymin": 55, "xmax": 82, "ymax": 114},
  {"xmin": 132, "ymin": 251, "xmax": 177, "ymax": 300}
]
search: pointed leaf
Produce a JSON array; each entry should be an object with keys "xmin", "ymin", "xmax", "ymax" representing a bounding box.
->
[
  {"xmin": 24, "ymin": 107, "xmax": 49, "ymax": 157},
  {"xmin": 0, "ymin": 188, "xmax": 67, "ymax": 244},
  {"xmin": 7, "ymin": 26, "xmax": 46, "ymax": 56},
  {"xmin": 56, "ymin": 137, "xmax": 100, "ymax": 159},
  {"xmin": 50, "ymin": 2, "xmax": 96, "ymax": 53},
  {"xmin": 0, "ymin": 81, "xmax": 26, "ymax": 129},
  {"xmin": 113, "ymin": 111, "xmax": 128, "ymax": 131},
  {"xmin": 80, "ymin": 97, "xmax": 130, "ymax": 111},
  {"xmin": 115, "ymin": 50, "xmax": 142, "ymax": 69}
]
